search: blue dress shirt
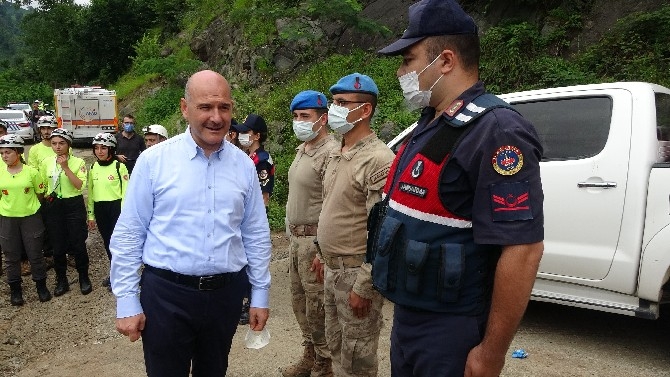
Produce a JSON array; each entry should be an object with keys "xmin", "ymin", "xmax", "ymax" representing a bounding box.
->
[{"xmin": 110, "ymin": 128, "xmax": 272, "ymax": 318}]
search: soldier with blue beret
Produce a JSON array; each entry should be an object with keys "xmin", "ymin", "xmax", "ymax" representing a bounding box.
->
[
  {"xmin": 317, "ymin": 73, "xmax": 395, "ymax": 376},
  {"xmin": 281, "ymin": 89, "xmax": 338, "ymax": 377},
  {"xmin": 376, "ymin": 0, "xmax": 545, "ymax": 376}
]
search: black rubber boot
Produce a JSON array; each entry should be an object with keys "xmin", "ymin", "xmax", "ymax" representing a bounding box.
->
[
  {"xmin": 53, "ymin": 254, "xmax": 70, "ymax": 297},
  {"xmin": 9, "ymin": 281, "xmax": 24, "ymax": 306},
  {"xmin": 79, "ymin": 272, "xmax": 92, "ymax": 295},
  {"xmin": 53, "ymin": 274, "xmax": 70, "ymax": 297},
  {"xmin": 35, "ymin": 278, "xmax": 52, "ymax": 302}
]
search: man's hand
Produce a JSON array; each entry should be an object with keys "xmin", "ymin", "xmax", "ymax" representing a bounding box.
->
[
  {"xmin": 248, "ymin": 307, "xmax": 270, "ymax": 331},
  {"xmin": 87, "ymin": 220, "xmax": 96, "ymax": 231},
  {"xmin": 349, "ymin": 291, "xmax": 371, "ymax": 318},
  {"xmin": 310, "ymin": 256, "xmax": 324, "ymax": 284},
  {"xmin": 116, "ymin": 313, "xmax": 146, "ymax": 342},
  {"xmin": 464, "ymin": 343, "xmax": 505, "ymax": 377},
  {"xmin": 117, "ymin": 155, "xmax": 128, "ymax": 163}
]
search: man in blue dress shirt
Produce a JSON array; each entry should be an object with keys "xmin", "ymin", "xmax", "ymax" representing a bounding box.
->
[{"xmin": 110, "ymin": 69, "xmax": 272, "ymax": 377}]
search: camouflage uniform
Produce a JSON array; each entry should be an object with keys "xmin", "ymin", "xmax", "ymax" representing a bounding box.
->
[
  {"xmin": 318, "ymin": 133, "xmax": 395, "ymax": 376},
  {"xmin": 286, "ymin": 135, "xmax": 338, "ymax": 362}
]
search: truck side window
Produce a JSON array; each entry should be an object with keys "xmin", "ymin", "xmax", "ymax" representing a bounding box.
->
[
  {"xmin": 655, "ymin": 93, "xmax": 670, "ymax": 162},
  {"xmin": 512, "ymin": 97, "xmax": 612, "ymax": 161}
]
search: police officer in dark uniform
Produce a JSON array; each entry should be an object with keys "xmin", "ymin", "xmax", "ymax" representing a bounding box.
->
[{"xmin": 374, "ymin": 1, "xmax": 544, "ymax": 376}]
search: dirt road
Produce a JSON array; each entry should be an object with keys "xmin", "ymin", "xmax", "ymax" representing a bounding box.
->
[
  {"xmin": 2, "ymin": 227, "xmax": 669, "ymax": 376},
  {"xmin": 1, "ymin": 148, "xmax": 669, "ymax": 377}
]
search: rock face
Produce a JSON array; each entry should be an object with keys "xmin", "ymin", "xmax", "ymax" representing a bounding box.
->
[{"xmin": 189, "ymin": 0, "xmax": 668, "ymax": 83}]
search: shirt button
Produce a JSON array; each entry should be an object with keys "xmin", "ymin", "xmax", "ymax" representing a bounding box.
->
[
  {"xmin": 207, "ymin": 233, "xmax": 211, "ymax": 238},
  {"xmin": 208, "ymin": 210, "xmax": 212, "ymax": 213},
  {"xmin": 208, "ymin": 186, "xmax": 212, "ymax": 189},
  {"xmin": 412, "ymin": 140, "xmax": 416, "ymax": 144},
  {"xmin": 208, "ymin": 162, "xmax": 212, "ymax": 166}
]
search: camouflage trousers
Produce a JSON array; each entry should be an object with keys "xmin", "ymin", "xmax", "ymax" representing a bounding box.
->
[
  {"xmin": 324, "ymin": 264, "xmax": 384, "ymax": 377},
  {"xmin": 289, "ymin": 235, "xmax": 329, "ymax": 359}
]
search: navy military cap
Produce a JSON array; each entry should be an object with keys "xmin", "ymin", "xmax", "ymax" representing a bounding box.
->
[
  {"xmin": 290, "ymin": 90, "xmax": 328, "ymax": 112},
  {"xmin": 237, "ymin": 113, "xmax": 268, "ymax": 133},
  {"xmin": 329, "ymin": 73, "xmax": 379, "ymax": 97},
  {"xmin": 378, "ymin": 0, "xmax": 478, "ymax": 56}
]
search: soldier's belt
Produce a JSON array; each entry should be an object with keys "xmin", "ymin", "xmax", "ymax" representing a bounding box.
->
[
  {"xmin": 289, "ymin": 223, "xmax": 318, "ymax": 237},
  {"xmin": 322, "ymin": 253, "xmax": 366, "ymax": 270}
]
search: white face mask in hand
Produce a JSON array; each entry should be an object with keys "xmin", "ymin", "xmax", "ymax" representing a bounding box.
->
[
  {"xmin": 398, "ymin": 54, "xmax": 443, "ymax": 111},
  {"xmin": 238, "ymin": 133, "xmax": 253, "ymax": 147},
  {"xmin": 292, "ymin": 114, "xmax": 323, "ymax": 142},
  {"xmin": 327, "ymin": 103, "xmax": 365, "ymax": 135}
]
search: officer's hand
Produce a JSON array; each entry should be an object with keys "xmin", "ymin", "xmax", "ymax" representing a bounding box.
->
[
  {"xmin": 87, "ymin": 220, "xmax": 96, "ymax": 231},
  {"xmin": 349, "ymin": 291, "xmax": 371, "ymax": 319},
  {"xmin": 117, "ymin": 155, "xmax": 128, "ymax": 163},
  {"xmin": 464, "ymin": 343, "xmax": 505, "ymax": 377},
  {"xmin": 116, "ymin": 313, "xmax": 146, "ymax": 342},
  {"xmin": 249, "ymin": 307, "xmax": 270, "ymax": 331},
  {"xmin": 310, "ymin": 256, "xmax": 324, "ymax": 284}
]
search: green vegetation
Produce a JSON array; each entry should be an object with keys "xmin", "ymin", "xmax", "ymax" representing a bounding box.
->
[{"xmin": 2, "ymin": 1, "xmax": 670, "ymax": 229}]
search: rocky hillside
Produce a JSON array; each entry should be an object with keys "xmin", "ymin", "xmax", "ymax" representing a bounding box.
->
[{"xmin": 189, "ymin": 0, "xmax": 667, "ymax": 88}]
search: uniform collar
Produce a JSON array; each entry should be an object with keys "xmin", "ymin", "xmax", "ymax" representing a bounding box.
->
[
  {"xmin": 332, "ymin": 133, "xmax": 378, "ymax": 161},
  {"xmin": 296, "ymin": 134, "xmax": 334, "ymax": 157},
  {"xmin": 439, "ymin": 81, "xmax": 486, "ymax": 122}
]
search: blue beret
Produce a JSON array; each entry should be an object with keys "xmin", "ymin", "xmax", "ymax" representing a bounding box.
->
[
  {"xmin": 329, "ymin": 73, "xmax": 379, "ymax": 97},
  {"xmin": 378, "ymin": 0, "xmax": 478, "ymax": 56},
  {"xmin": 290, "ymin": 90, "xmax": 328, "ymax": 112}
]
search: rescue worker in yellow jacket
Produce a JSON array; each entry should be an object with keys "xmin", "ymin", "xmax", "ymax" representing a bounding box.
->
[{"xmin": 87, "ymin": 132, "xmax": 129, "ymax": 289}]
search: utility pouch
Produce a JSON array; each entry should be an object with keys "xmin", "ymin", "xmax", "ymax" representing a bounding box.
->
[
  {"xmin": 366, "ymin": 199, "xmax": 388, "ymax": 263},
  {"xmin": 371, "ymin": 216, "xmax": 402, "ymax": 292},
  {"xmin": 404, "ymin": 240, "xmax": 430, "ymax": 294},
  {"xmin": 438, "ymin": 243, "xmax": 464, "ymax": 303}
]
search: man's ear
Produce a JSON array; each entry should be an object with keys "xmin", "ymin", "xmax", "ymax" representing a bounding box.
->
[{"xmin": 438, "ymin": 49, "xmax": 457, "ymax": 74}]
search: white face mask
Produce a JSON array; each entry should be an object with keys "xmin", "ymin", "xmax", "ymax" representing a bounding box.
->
[
  {"xmin": 327, "ymin": 103, "xmax": 364, "ymax": 135},
  {"xmin": 292, "ymin": 114, "xmax": 323, "ymax": 142},
  {"xmin": 398, "ymin": 54, "xmax": 443, "ymax": 111},
  {"xmin": 238, "ymin": 133, "xmax": 253, "ymax": 147}
]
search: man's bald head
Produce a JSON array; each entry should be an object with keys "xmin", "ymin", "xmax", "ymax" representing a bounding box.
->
[{"xmin": 184, "ymin": 70, "xmax": 231, "ymax": 101}]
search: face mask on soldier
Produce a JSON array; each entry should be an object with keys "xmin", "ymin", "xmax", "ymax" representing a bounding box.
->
[
  {"xmin": 238, "ymin": 133, "xmax": 253, "ymax": 147},
  {"xmin": 292, "ymin": 114, "xmax": 323, "ymax": 142},
  {"xmin": 327, "ymin": 103, "xmax": 364, "ymax": 135},
  {"xmin": 398, "ymin": 54, "xmax": 443, "ymax": 111}
]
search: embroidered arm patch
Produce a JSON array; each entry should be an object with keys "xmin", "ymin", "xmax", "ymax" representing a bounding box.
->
[{"xmin": 489, "ymin": 181, "xmax": 533, "ymax": 221}]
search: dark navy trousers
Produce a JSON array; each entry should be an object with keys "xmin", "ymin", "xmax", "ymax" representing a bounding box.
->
[
  {"xmin": 140, "ymin": 267, "xmax": 248, "ymax": 377},
  {"xmin": 390, "ymin": 304, "xmax": 488, "ymax": 377}
]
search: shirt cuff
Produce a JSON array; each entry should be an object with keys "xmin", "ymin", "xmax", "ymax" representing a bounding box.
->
[
  {"xmin": 352, "ymin": 263, "xmax": 375, "ymax": 299},
  {"xmin": 116, "ymin": 294, "xmax": 143, "ymax": 319},
  {"xmin": 250, "ymin": 287, "xmax": 270, "ymax": 308}
]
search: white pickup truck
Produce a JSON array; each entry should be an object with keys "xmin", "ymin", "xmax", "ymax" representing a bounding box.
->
[{"xmin": 388, "ymin": 82, "xmax": 670, "ymax": 319}]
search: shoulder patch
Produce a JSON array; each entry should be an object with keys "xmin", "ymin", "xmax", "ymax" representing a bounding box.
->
[
  {"xmin": 492, "ymin": 145, "xmax": 523, "ymax": 175},
  {"xmin": 490, "ymin": 181, "xmax": 533, "ymax": 221},
  {"xmin": 369, "ymin": 165, "xmax": 390, "ymax": 185}
]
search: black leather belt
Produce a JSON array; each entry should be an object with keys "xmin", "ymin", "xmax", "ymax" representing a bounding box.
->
[{"xmin": 145, "ymin": 265, "xmax": 239, "ymax": 291}]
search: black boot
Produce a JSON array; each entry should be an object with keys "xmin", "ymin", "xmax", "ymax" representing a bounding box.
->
[
  {"xmin": 53, "ymin": 274, "xmax": 70, "ymax": 297},
  {"xmin": 79, "ymin": 272, "xmax": 92, "ymax": 295},
  {"xmin": 9, "ymin": 281, "xmax": 24, "ymax": 306},
  {"xmin": 35, "ymin": 278, "xmax": 52, "ymax": 302}
]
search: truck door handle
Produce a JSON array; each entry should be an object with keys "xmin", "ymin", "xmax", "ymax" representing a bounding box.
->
[{"xmin": 577, "ymin": 181, "xmax": 617, "ymax": 188}]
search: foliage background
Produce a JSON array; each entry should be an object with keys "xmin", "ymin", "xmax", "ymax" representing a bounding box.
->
[{"xmin": 1, "ymin": 0, "xmax": 670, "ymax": 229}]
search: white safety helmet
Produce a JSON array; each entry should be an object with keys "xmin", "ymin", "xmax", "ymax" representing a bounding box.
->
[
  {"xmin": 50, "ymin": 128, "xmax": 73, "ymax": 144},
  {"xmin": 92, "ymin": 132, "xmax": 117, "ymax": 147},
  {"xmin": 0, "ymin": 134, "xmax": 25, "ymax": 148},
  {"xmin": 142, "ymin": 124, "xmax": 169, "ymax": 139},
  {"xmin": 36, "ymin": 115, "xmax": 58, "ymax": 128}
]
